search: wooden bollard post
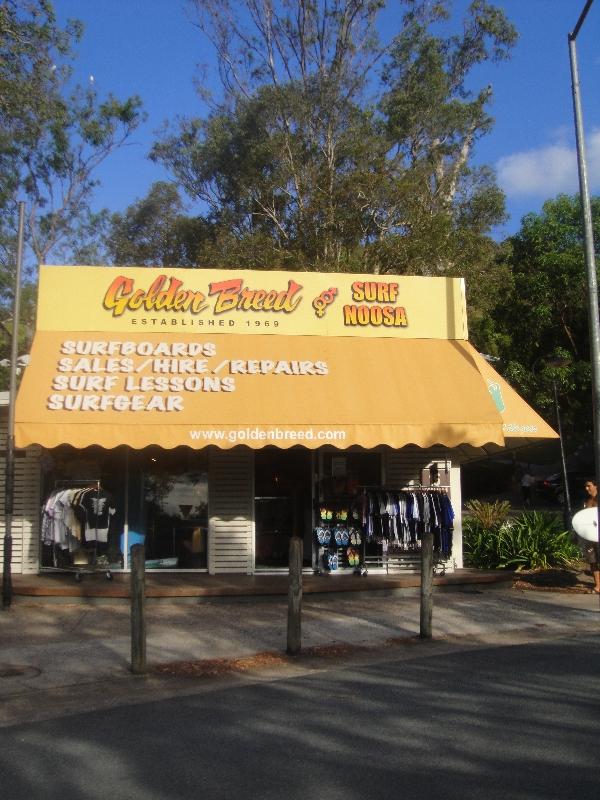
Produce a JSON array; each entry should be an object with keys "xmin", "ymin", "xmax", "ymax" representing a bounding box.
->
[
  {"xmin": 419, "ymin": 530, "xmax": 434, "ymax": 639},
  {"xmin": 130, "ymin": 543, "xmax": 147, "ymax": 674},
  {"xmin": 287, "ymin": 536, "xmax": 303, "ymax": 655}
]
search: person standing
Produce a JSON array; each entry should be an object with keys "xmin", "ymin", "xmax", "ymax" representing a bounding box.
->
[
  {"xmin": 520, "ymin": 470, "xmax": 535, "ymax": 507},
  {"xmin": 580, "ymin": 479, "xmax": 600, "ymax": 594}
]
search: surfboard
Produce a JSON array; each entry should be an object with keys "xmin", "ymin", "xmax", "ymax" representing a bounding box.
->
[{"xmin": 572, "ymin": 507, "xmax": 600, "ymax": 542}]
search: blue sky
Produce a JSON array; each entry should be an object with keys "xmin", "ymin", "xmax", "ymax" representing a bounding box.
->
[{"xmin": 52, "ymin": 0, "xmax": 600, "ymax": 240}]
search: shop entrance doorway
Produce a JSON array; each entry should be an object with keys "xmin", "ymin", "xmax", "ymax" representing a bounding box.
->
[{"xmin": 254, "ymin": 448, "xmax": 312, "ymax": 569}]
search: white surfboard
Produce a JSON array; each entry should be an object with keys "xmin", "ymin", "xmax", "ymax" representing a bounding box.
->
[{"xmin": 572, "ymin": 507, "xmax": 600, "ymax": 542}]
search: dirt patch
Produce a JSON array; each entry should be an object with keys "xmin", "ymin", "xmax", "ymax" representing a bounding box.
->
[
  {"xmin": 302, "ymin": 642, "xmax": 371, "ymax": 659},
  {"xmin": 153, "ymin": 637, "xmax": 430, "ymax": 679},
  {"xmin": 512, "ymin": 567, "xmax": 593, "ymax": 593},
  {"xmin": 154, "ymin": 639, "xmax": 414, "ymax": 678},
  {"xmin": 154, "ymin": 651, "xmax": 290, "ymax": 678}
]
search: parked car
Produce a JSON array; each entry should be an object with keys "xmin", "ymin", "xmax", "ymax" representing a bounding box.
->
[{"xmin": 535, "ymin": 471, "xmax": 589, "ymax": 507}]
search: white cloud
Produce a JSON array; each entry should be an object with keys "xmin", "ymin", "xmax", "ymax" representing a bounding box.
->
[{"xmin": 496, "ymin": 129, "xmax": 600, "ymax": 197}]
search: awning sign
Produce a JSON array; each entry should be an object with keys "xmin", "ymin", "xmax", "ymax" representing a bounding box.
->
[
  {"xmin": 46, "ymin": 335, "xmax": 327, "ymax": 412},
  {"xmin": 16, "ymin": 333, "xmax": 511, "ymax": 450}
]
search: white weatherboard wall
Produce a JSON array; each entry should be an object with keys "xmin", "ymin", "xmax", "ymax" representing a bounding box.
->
[
  {"xmin": 0, "ymin": 408, "xmax": 42, "ymax": 575},
  {"xmin": 208, "ymin": 447, "xmax": 254, "ymax": 574}
]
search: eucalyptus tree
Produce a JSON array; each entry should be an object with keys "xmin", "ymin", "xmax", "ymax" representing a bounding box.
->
[
  {"xmin": 153, "ymin": 0, "xmax": 387, "ymax": 269},
  {"xmin": 373, "ymin": 0, "xmax": 515, "ymax": 274},
  {"xmin": 152, "ymin": 0, "xmax": 517, "ymax": 278}
]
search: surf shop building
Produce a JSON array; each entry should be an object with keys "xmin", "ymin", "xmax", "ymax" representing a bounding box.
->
[{"xmin": 3, "ymin": 265, "xmax": 556, "ymax": 578}]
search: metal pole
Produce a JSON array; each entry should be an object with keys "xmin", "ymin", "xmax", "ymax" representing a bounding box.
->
[
  {"xmin": 2, "ymin": 202, "xmax": 25, "ymax": 609},
  {"xmin": 123, "ymin": 446, "xmax": 130, "ymax": 570},
  {"xmin": 571, "ymin": 0, "xmax": 595, "ymax": 38},
  {"xmin": 553, "ymin": 380, "xmax": 572, "ymax": 528},
  {"xmin": 568, "ymin": 4, "xmax": 600, "ymax": 598}
]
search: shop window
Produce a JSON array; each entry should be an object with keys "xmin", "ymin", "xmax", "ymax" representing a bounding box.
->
[
  {"xmin": 40, "ymin": 445, "xmax": 209, "ymax": 571},
  {"xmin": 254, "ymin": 448, "xmax": 312, "ymax": 568},
  {"xmin": 141, "ymin": 447, "xmax": 209, "ymax": 569}
]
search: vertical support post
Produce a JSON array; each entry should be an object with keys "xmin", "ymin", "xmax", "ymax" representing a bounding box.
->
[
  {"xmin": 3, "ymin": 201, "xmax": 25, "ymax": 610},
  {"xmin": 420, "ymin": 530, "xmax": 434, "ymax": 639},
  {"xmin": 123, "ymin": 446, "xmax": 130, "ymax": 571},
  {"xmin": 553, "ymin": 380, "xmax": 572, "ymax": 528},
  {"xmin": 287, "ymin": 536, "xmax": 303, "ymax": 655},
  {"xmin": 130, "ymin": 543, "xmax": 146, "ymax": 674}
]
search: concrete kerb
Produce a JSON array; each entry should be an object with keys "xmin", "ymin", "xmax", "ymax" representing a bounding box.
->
[
  {"xmin": 9, "ymin": 585, "xmax": 503, "ymax": 606},
  {"xmin": 8, "ymin": 569, "xmax": 516, "ymax": 605}
]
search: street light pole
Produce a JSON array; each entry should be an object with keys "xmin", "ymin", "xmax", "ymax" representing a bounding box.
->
[
  {"xmin": 2, "ymin": 201, "xmax": 25, "ymax": 609},
  {"xmin": 568, "ymin": 0, "xmax": 600, "ymax": 594}
]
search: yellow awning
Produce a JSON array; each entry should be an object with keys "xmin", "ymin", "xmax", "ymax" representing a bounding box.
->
[{"xmin": 14, "ymin": 331, "xmax": 556, "ymax": 451}]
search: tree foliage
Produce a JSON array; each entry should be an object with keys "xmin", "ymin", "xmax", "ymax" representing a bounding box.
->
[
  {"xmin": 1, "ymin": 1, "xmax": 144, "ymax": 267},
  {"xmin": 490, "ymin": 194, "xmax": 600, "ymax": 447},
  {"xmin": 151, "ymin": 0, "xmax": 517, "ymax": 278},
  {"xmin": 108, "ymin": 182, "xmax": 212, "ymax": 267},
  {"xmin": 0, "ymin": 0, "xmax": 144, "ymax": 387}
]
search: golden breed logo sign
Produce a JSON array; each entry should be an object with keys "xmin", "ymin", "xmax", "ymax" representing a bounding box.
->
[{"xmin": 37, "ymin": 266, "xmax": 467, "ymax": 339}]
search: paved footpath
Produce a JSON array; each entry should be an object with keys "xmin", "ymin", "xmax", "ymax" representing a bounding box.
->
[{"xmin": 1, "ymin": 587, "xmax": 599, "ymax": 725}]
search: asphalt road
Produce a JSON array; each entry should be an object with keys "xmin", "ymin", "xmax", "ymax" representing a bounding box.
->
[{"xmin": 1, "ymin": 632, "xmax": 599, "ymax": 800}]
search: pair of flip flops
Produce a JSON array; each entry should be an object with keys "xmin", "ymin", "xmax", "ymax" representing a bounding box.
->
[
  {"xmin": 346, "ymin": 547, "xmax": 360, "ymax": 567},
  {"xmin": 334, "ymin": 528, "xmax": 350, "ymax": 546},
  {"xmin": 349, "ymin": 529, "xmax": 362, "ymax": 546},
  {"xmin": 315, "ymin": 527, "xmax": 330, "ymax": 545}
]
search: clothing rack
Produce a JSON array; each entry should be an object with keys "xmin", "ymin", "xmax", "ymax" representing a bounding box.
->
[
  {"xmin": 55, "ymin": 478, "xmax": 101, "ymax": 485},
  {"xmin": 358, "ymin": 484, "xmax": 454, "ymax": 575},
  {"xmin": 41, "ymin": 479, "xmax": 114, "ymax": 582},
  {"xmin": 359, "ymin": 484, "xmax": 450, "ymax": 492}
]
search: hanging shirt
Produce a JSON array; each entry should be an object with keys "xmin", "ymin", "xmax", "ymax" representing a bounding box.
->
[{"xmin": 80, "ymin": 489, "xmax": 116, "ymax": 542}]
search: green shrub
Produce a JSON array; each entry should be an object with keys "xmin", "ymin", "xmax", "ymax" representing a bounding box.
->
[
  {"xmin": 463, "ymin": 509, "xmax": 580, "ymax": 571},
  {"xmin": 462, "ymin": 518, "xmax": 508, "ymax": 569},
  {"xmin": 464, "ymin": 499, "xmax": 511, "ymax": 529}
]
